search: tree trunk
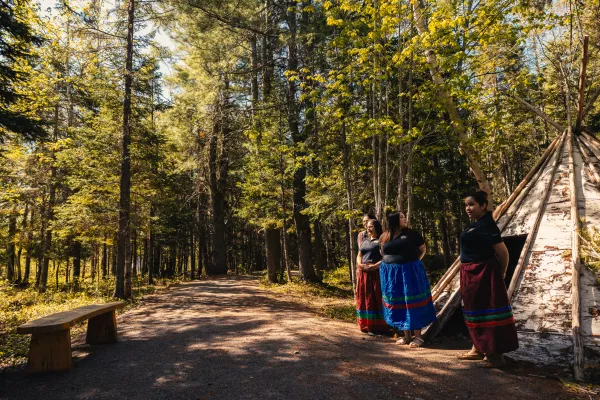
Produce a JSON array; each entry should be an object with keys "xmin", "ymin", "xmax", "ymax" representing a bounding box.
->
[
  {"xmin": 265, "ymin": 228, "xmax": 280, "ymax": 283},
  {"xmin": 6, "ymin": 208, "xmax": 17, "ymax": 282},
  {"xmin": 102, "ymin": 236, "xmax": 108, "ymax": 279},
  {"xmin": 39, "ymin": 104, "xmax": 59, "ymax": 293},
  {"xmin": 262, "ymin": 0, "xmax": 273, "ymax": 99},
  {"xmin": 72, "ymin": 240, "xmax": 82, "ymax": 288},
  {"xmin": 313, "ymin": 220, "xmax": 325, "ymax": 279},
  {"xmin": 114, "ymin": 0, "xmax": 135, "ymax": 299},
  {"xmin": 132, "ymin": 229, "xmax": 138, "ymax": 277},
  {"xmin": 190, "ymin": 230, "xmax": 195, "ymax": 280},
  {"xmin": 250, "ymin": 34, "xmax": 259, "ymax": 115},
  {"xmin": 286, "ymin": 3, "xmax": 317, "ymax": 282},
  {"xmin": 342, "ymin": 121, "xmax": 357, "ymax": 290},
  {"xmin": 209, "ymin": 129, "xmax": 228, "ymax": 275},
  {"xmin": 412, "ymin": 0, "xmax": 493, "ymax": 207},
  {"xmin": 23, "ymin": 207, "xmax": 34, "ymax": 285}
]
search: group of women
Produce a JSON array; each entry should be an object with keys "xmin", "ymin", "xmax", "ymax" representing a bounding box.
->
[{"xmin": 354, "ymin": 191, "xmax": 519, "ymax": 367}]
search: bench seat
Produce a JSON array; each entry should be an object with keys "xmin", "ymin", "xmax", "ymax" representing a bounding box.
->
[{"xmin": 17, "ymin": 302, "xmax": 126, "ymax": 373}]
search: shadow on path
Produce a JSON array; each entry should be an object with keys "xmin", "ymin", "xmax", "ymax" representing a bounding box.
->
[{"xmin": 0, "ymin": 276, "xmax": 585, "ymax": 399}]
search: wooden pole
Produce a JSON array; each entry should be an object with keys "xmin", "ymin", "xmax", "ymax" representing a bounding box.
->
[
  {"xmin": 577, "ymin": 136, "xmax": 600, "ymax": 187},
  {"xmin": 567, "ymin": 126, "xmax": 584, "ymax": 381},
  {"xmin": 431, "ymin": 135, "xmax": 560, "ymax": 303},
  {"xmin": 507, "ymin": 132, "xmax": 567, "ymax": 298},
  {"xmin": 575, "ymin": 36, "xmax": 589, "ymax": 135}
]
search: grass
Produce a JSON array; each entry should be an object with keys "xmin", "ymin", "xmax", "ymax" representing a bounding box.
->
[
  {"xmin": 0, "ymin": 275, "xmax": 179, "ymax": 369},
  {"xmin": 260, "ymin": 266, "xmax": 356, "ymax": 322},
  {"xmin": 581, "ymin": 227, "xmax": 600, "ymax": 285}
]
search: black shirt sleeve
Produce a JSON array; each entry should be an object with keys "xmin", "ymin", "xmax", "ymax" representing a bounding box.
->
[
  {"xmin": 412, "ymin": 230, "xmax": 425, "ymax": 247},
  {"xmin": 481, "ymin": 222, "xmax": 503, "ymax": 246}
]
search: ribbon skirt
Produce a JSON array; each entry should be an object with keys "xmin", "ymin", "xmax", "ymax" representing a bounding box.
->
[
  {"xmin": 460, "ymin": 258, "xmax": 519, "ymax": 354},
  {"xmin": 355, "ymin": 269, "xmax": 388, "ymax": 333},
  {"xmin": 379, "ymin": 260, "xmax": 436, "ymax": 331}
]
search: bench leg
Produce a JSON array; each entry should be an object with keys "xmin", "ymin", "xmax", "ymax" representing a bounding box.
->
[
  {"xmin": 27, "ymin": 329, "xmax": 72, "ymax": 373},
  {"xmin": 86, "ymin": 311, "xmax": 117, "ymax": 345}
]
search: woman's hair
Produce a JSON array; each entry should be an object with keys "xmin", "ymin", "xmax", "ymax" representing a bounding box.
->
[
  {"xmin": 379, "ymin": 212, "xmax": 402, "ymax": 245},
  {"xmin": 364, "ymin": 213, "xmax": 376, "ymax": 219},
  {"xmin": 368, "ymin": 219, "xmax": 383, "ymax": 239},
  {"xmin": 466, "ymin": 190, "xmax": 488, "ymax": 207}
]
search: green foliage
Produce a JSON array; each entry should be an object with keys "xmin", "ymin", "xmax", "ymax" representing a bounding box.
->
[
  {"xmin": 0, "ymin": 0, "xmax": 46, "ymax": 140},
  {"xmin": 0, "ymin": 275, "xmax": 176, "ymax": 368}
]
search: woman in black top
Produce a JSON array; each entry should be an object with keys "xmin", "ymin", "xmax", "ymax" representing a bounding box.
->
[
  {"xmin": 458, "ymin": 191, "xmax": 518, "ymax": 367},
  {"xmin": 355, "ymin": 219, "xmax": 388, "ymax": 334},
  {"xmin": 378, "ymin": 212, "xmax": 436, "ymax": 348}
]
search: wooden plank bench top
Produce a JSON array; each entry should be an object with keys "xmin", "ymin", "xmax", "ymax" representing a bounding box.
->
[
  {"xmin": 17, "ymin": 301, "xmax": 126, "ymax": 373},
  {"xmin": 17, "ymin": 302, "xmax": 125, "ymax": 334}
]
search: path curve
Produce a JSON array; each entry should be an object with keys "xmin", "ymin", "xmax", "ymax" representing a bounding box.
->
[{"xmin": 0, "ymin": 276, "xmax": 583, "ymax": 399}]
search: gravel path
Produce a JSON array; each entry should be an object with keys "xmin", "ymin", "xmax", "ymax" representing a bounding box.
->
[{"xmin": 0, "ymin": 276, "xmax": 586, "ymax": 399}]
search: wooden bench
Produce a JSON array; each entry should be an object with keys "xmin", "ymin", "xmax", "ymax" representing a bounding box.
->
[{"xmin": 17, "ymin": 302, "xmax": 126, "ymax": 373}]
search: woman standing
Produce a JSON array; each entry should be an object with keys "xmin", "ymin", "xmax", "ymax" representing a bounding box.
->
[
  {"xmin": 458, "ymin": 191, "xmax": 518, "ymax": 367},
  {"xmin": 379, "ymin": 212, "xmax": 436, "ymax": 348},
  {"xmin": 355, "ymin": 219, "xmax": 388, "ymax": 335},
  {"xmin": 357, "ymin": 213, "xmax": 376, "ymax": 248}
]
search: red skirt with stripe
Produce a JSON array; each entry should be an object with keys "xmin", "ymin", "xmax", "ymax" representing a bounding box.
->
[
  {"xmin": 460, "ymin": 258, "xmax": 519, "ymax": 354},
  {"xmin": 355, "ymin": 269, "xmax": 388, "ymax": 333}
]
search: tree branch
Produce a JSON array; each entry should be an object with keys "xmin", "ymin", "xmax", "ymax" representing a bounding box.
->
[{"xmin": 507, "ymin": 93, "xmax": 566, "ymax": 133}]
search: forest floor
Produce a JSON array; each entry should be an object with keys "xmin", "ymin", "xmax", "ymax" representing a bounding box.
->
[{"xmin": 0, "ymin": 275, "xmax": 597, "ymax": 400}]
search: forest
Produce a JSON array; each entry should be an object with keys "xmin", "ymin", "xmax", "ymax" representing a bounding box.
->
[{"xmin": 1, "ymin": 0, "xmax": 599, "ymax": 299}]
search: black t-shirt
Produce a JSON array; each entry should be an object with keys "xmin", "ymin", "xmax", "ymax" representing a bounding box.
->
[
  {"xmin": 359, "ymin": 236, "xmax": 382, "ymax": 264},
  {"xmin": 460, "ymin": 212, "xmax": 503, "ymax": 263},
  {"xmin": 382, "ymin": 229, "xmax": 425, "ymax": 263}
]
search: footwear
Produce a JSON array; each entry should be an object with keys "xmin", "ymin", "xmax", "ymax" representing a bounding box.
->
[
  {"xmin": 481, "ymin": 355, "xmax": 507, "ymax": 368},
  {"xmin": 367, "ymin": 332, "xmax": 376, "ymax": 336},
  {"xmin": 396, "ymin": 336, "xmax": 411, "ymax": 345},
  {"xmin": 457, "ymin": 351, "xmax": 485, "ymax": 361},
  {"xmin": 409, "ymin": 337, "xmax": 425, "ymax": 348}
]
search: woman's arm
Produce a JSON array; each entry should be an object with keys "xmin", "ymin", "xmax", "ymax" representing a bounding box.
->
[
  {"xmin": 493, "ymin": 242, "xmax": 509, "ymax": 277},
  {"xmin": 364, "ymin": 260, "xmax": 382, "ymax": 271},
  {"xmin": 356, "ymin": 252, "xmax": 363, "ymax": 271},
  {"xmin": 418, "ymin": 244, "xmax": 426, "ymax": 260}
]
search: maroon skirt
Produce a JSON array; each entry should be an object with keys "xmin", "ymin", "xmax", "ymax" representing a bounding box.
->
[
  {"xmin": 355, "ymin": 269, "xmax": 388, "ymax": 333},
  {"xmin": 460, "ymin": 258, "xmax": 519, "ymax": 354}
]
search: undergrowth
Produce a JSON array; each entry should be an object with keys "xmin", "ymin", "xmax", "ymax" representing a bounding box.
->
[
  {"xmin": 260, "ymin": 267, "xmax": 355, "ymax": 322},
  {"xmin": 0, "ymin": 276, "xmax": 178, "ymax": 369},
  {"xmin": 582, "ymin": 227, "xmax": 600, "ymax": 285}
]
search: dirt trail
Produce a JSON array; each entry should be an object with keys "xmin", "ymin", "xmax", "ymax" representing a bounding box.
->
[{"xmin": 0, "ymin": 276, "xmax": 587, "ymax": 399}]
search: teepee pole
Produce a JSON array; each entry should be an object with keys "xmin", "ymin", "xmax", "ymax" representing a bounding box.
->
[
  {"xmin": 431, "ymin": 135, "xmax": 561, "ymax": 305},
  {"xmin": 507, "ymin": 132, "xmax": 567, "ymax": 299},
  {"xmin": 495, "ymin": 134, "xmax": 561, "ymax": 230},
  {"xmin": 577, "ymin": 136, "xmax": 600, "ymax": 186},
  {"xmin": 567, "ymin": 127, "xmax": 584, "ymax": 381},
  {"xmin": 432, "ymin": 135, "xmax": 560, "ymax": 303},
  {"xmin": 575, "ymin": 36, "xmax": 589, "ymax": 136}
]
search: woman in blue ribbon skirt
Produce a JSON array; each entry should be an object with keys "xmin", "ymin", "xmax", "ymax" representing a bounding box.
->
[{"xmin": 378, "ymin": 212, "xmax": 436, "ymax": 348}]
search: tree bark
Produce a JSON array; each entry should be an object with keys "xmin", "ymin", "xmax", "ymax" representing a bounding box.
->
[
  {"xmin": 208, "ymin": 123, "xmax": 228, "ymax": 275},
  {"xmin": 102, "ymin": 236, "xmax": 108, "ymax": 279},
  {"xmin": 342, "ymin": 121, "xmax": 357, "ymax": 290},
  {"xmin": 6, "ymin": 208, "xmax": 17, "ymax": 282},
  {"xmin": 286, "ymin": 2, "xmax": 318, "ymax": 282},
  {"xmin": 23, "ymin": 207, "xmax": 34, "ymax": 285},
  {"xmin": 114, "ymin": 0, "xmax": 135, "ymax": 299},
  {"xmin": 39, "ymin": 103, "xmax": 59, "ymax": 293},
  {"xmin": 72, "ymin": 240, "xmax": 82, "ymax": 288},
  {"xmin": 313, "ymin": 220, "xmax": 325, "ymax": 279},
  {"xmin": 265, "ymin": 228, "xmax": 280, "ymax": 283}
]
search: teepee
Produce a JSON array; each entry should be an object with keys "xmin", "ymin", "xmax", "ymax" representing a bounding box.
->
[{"xmin": 424, "ymin": 37, "xmax": 600, "ymax": 381}]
